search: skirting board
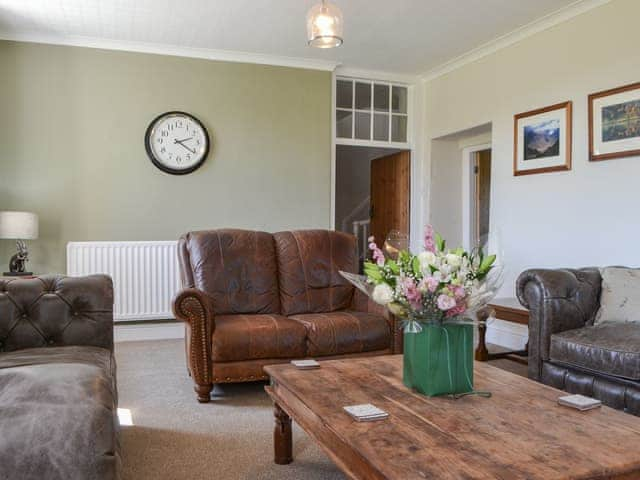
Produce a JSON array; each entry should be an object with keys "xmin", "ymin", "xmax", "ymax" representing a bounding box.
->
[{"xmin": 115, "ymin": 321, "xmax": 185, "ymax": 342}]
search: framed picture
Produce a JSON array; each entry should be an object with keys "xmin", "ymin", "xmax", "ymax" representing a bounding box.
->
[
  {"xmin": 589, "ymin": 82, "xmax": 640, "ymax": 162},
  {"xmin": 513, "ymin": 101, "xmax": 572, "ymax": 176}
]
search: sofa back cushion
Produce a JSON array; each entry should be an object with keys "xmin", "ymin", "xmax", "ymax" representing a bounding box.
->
[
  {"xmin": 274, "ymin": 230, "xmax": 357, "ymax": 316},
  {"xmin": 179, "ymin": 229, "xmax": 280, "ymax": 315},
  {"xmin": 596, "ymin": 267, "xmax": 640, "ymax": 324},
  {"xmin": 0, "ymin": 275, "xmax": 114, "ymax": 353}
]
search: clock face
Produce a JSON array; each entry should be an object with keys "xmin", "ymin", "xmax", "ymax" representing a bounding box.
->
[{"xmin": 145, "ymin": 111, "xmax": 210, "ymax": 175}]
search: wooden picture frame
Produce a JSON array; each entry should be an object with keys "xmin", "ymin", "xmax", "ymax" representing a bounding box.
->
[
  {"xmin": 589, "ymin": 81, "xmax": 640, "ymax": 162},
  {"xmin": 513, "ymin": 101, "xmax": 572, "ymax": 176}
]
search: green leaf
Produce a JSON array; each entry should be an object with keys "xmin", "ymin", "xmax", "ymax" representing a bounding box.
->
[
  {"xmin": 412, "ymin": 256, "xmax": 421, "ymax": 276},
  {"xmin": 435, "ymin": 233, "xmax": 445, "ymax": 251},
  {"xmin": 387, "ymin": 260, "xmax": 400, "ymax": 275},
  {"xmin": 480, "ymin": 254, "xmax": 496, "ymax": 271}
]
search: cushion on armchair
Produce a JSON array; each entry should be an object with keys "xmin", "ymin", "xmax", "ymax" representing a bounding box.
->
[
  {"xmin": 595, "ymin": 267, "xmax": 640, "ymax": 324},
  {"xmin": 550, "ymin": 322, "xmax": 640, "ymax": 381}
]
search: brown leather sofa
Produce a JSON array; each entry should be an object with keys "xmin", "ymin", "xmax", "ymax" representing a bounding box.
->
[
  {"xmin": 173, "ymin": 229, "xmax": 400, "ymax": 403},
  {"xmin": 0, "ymin": 275, "xmax": 120, "ymax": 479},
  {"xmin": 518, "ymin": 268, "xmax": 640, "ymax": 416}
]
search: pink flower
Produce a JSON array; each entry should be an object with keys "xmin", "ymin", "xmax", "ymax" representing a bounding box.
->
[
  {"xmin": 423, "ymin": 225, "xmax": 436, "ymax": 253},
  {"xmin": 446, "ymin": 302, "xmax": 467, "ymax": 317},
  {"xmin": 449, "ymin": 285, "xmax": 466, "ymax": 300},
  {"xmin": 368, "ymin": 236, "xmax": 385, "ymax": 266},
  {"xmin": 400, "ymin": 277, "xmax": 422, "ymax": 310},
  {"xmin": 436, "ymin": 294, "xmax": 456, "ymax": 311},
  {"xmin": 419, "ymin": 276, "xmax": 439, "ymax": 293}
]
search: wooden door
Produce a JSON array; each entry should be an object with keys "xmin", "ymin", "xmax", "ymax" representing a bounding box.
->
[
  {"xmin": 475, "ymin": 149, "xmax": 491, "ymax": 247},
  {"xmin": 369, "ymin": 151, "xmax": 410, "ymax": 246}
]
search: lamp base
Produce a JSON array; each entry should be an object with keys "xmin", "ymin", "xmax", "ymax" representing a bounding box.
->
[{"xmin": 3, "ymin": 272, "xmax": 33, "ymax": 277}]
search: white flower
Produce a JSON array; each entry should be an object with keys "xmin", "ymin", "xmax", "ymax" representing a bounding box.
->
[
  {"xmin": 445, "ymin": 253, "xmax": 462, "ymax": 268},
  {"xmin": 372, "ymin": 283, "xmax": 394, "ymax": 305},
  {"xmin": 417, "ymin": 251, "xmax": 437, "ymax": 270}
]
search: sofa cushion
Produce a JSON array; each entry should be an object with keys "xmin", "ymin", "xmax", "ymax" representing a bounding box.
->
[
  {"xmin": 289, "ymin": 311, "xmax": 391, "ymax": 357},
  {"xmin": 0, "ymin": 346, "xmax": 119, "ymax": 480},
  {"xmin": 273, "ymin": 230, "xmax": 357, "ymax": 316},
  {"xmin": 181, "ymin": 229, "xmax": 280, "ymax": 315},
  {"xmin": 212, "ymin": 314, "xmax": 307, "ymax": 362},
  {"xmin": 595, "ymin": 267, "xmax": 640, "ymax": 325},
  {"xmin": 550, "ymin": 322, "xmax": 640, "ymax": 380}
]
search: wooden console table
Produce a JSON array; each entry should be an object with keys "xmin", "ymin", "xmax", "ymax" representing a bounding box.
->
[{"xmin": 475, "ymin": 297, "xmax": 528, "ymax": 362}]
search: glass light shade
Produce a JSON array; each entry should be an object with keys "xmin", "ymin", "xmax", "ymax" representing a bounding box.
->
[
  {"xmin": 0, "ymin": 211, "xmax": 39, "ymax": 240},
  {"xmin": 307, "ymin": 1, "xmax": 343, "ymax": 48}
]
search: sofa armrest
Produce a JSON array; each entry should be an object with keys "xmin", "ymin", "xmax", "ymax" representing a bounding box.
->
[
  {"xmin": 516, "ymin": 268, "xmax": 601, "ymax": 380},
  {"xmin": 0, "ymin": 275, "xmax": 114, "ymax": 353},
  {"xmin": 350, "ymin": 289, "xmax": 402, "ymax": 354},
  {"xmin": 173, "ymin": 288, "xmax": 216, "ymax": 399}
]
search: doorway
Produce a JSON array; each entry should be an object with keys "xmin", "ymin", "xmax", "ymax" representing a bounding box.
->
[
  {"xmin": 335, "ymin": 145, "xmax": 411, "ymax": 266},
  {"xmin": 463, "ymin": 146, "xmax": 492, "ymax": 250}
]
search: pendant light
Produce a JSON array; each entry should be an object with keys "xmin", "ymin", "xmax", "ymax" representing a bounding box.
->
[{"xmin": 306, "ymin": 0, "xmax": 343, "ymax": 48}]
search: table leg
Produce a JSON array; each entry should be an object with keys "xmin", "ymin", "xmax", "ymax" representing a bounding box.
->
[
  {"xmin": 475, "ymin": 308, "xmax": 491, "ymax": 362},
  {"xmin": 273, "ymin": 402, "xmax": 293, "ymax": 465}
]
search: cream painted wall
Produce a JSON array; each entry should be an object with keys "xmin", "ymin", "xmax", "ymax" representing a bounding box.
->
[
  {"xmin": 0, "ymin": 41, "xmax": 331, "ymax": 274},
  {"xmin": 424, "ymin": 0, "xmax": 640, "ymax": 301}
]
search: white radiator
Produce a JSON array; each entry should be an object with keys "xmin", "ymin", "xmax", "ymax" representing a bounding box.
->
[{"xmin": 66, "ymin": 241, "xmax": 180, "ymax": 322}]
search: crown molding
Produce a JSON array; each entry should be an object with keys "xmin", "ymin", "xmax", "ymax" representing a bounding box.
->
[
  {"xmin": 335, "ymin": 66, "xmax": 419, "ymax": 85},
  {"xmin": 421, "ymin": 0, "xmax": 611, "ymax": 82},
  {"xmin": 0, "ymin": 31, "xmax": 340, "ymax": 72}
]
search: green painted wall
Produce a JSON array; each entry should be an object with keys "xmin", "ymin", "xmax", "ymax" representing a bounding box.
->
[{"xmin": 0, "ymin": 41, "xmax": 332, "ymax": 274}]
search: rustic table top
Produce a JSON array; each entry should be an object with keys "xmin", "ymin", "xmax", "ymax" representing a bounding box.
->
[{"xmin": 265, "ymin": 355, "xmax": 640, "ymax": 480}]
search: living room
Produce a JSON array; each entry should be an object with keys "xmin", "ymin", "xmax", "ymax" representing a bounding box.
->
[{"xmin": 2, "ymin": 0, "xmax": 640, "ymax": 479}]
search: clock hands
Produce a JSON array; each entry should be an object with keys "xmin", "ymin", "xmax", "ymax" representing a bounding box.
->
[{"xmin": 173, "ymin": 137, "xmax": 196, "ymax": 154}]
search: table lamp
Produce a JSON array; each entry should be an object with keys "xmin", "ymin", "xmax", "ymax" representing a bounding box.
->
[{"xmin": 0, "ymin": 211, "xmax": 39, "ymax": 276}]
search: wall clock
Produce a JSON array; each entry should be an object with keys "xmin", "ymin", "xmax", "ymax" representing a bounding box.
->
[{"xmin": 144, "ymin": 111, "xmax": 210, "ymax": 175}]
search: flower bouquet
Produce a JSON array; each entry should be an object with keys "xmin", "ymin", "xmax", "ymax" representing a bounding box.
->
[{"xmin": 341, "ymin": 226, "xmax": 502, "ymax": 397}]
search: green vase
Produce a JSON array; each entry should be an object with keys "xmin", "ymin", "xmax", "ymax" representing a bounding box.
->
[{"xmin": 402, "ymin": 320, "xmax": 474, "ymax": 397}]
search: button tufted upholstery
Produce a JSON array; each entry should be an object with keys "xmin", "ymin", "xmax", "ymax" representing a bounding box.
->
[
  {"xmin": 518, "ymin": 267, "xmax": 640, "ymax": 416},
  {"xmin": 0, "ymin": 275, "xmax": 119, "ymax": 479},
  {"xmin": 0, "ymin": 275, "xmax": 114, "ymax": 353},
  {"xmin": 174, "ymin": 229, "xmax": 399, "ymax": 403}
]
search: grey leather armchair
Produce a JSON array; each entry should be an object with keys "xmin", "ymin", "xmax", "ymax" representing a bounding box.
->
[{"xmin": 517, "ymin": 268, "xmax": 640, "ymax": 416}]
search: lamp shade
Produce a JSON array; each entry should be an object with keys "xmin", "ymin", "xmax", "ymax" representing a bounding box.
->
[
  {"xmin": 0, "ymin": 211, "xmax": 39, "ymax": 240},
  {"xmin": 307, "ymin": 0, "xmax": 343, "ymax": 48}
]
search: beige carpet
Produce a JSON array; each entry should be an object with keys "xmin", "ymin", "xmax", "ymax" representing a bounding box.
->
[
  {"xmin": 116, "ymin": 339, "xmax": 527, "ymax": 480},
  {"xmin": 115, "ymin": 339, "xmax": 344, "ymax": 480}
]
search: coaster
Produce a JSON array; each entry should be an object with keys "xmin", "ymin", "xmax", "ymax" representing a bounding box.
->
[
  {"xmin": 558, "ymin": 394, "xmax": 602, "ymax": 411},
  {"xmin": 291, "ymin": 359, "xmax": 320, "ymax": 370},
  {"xmin": 344, "ymin": 404, "xmax": 389, "ymax": 422}
]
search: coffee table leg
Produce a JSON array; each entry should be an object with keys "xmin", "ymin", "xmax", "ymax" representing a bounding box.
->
[{"xmin": 273, "ymin": 402, "xmax": 293, "ymax": 465}]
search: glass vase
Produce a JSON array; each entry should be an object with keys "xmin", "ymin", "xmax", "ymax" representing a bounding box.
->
[{"xmin": 402, "ymin": 317, "xmax": 474, "ymax": 397}]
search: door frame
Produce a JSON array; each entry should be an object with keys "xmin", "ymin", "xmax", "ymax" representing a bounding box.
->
[
  {"xmin": 461, "ymin": 142, "xmax": 491, "ymax": 251},
  {"xmin": 330, "ymin": 72, "xmax": 424, "ymax": 253}
]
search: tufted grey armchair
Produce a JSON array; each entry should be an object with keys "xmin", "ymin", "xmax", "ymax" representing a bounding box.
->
[
  {"xmin": 518, "ymin": 268, "xmax": 640, "ymax": 416},
  {"xmin": 0, "ymin": 275, "xmax": 121, "ymax": 479}
]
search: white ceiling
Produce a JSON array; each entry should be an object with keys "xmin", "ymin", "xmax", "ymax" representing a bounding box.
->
[{"xmin": 0, "ymin": 0, "xmax": 594, "ymax": 76}]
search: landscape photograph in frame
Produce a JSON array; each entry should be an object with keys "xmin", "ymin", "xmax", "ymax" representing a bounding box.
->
[
  {"xmin": 590, "ymin": 82, "xmax": 640, "ymax": 161},
  {"xmin": 514, "ymin": 101, "xmax": 572, "ymax": 176}
]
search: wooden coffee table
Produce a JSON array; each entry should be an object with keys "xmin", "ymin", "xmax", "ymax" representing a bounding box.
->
[{"xmin": 265, "ymin": 356, "xmax": 640, "ymax": 479}]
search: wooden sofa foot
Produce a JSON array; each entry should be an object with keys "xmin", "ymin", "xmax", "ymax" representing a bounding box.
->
[{"xmin": 195, "ymin": 384, "xmax": 213, "ymax": 403}]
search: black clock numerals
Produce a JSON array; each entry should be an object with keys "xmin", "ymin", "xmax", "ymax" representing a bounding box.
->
[{"xmin": 146, "ymin": 111, "xmax": 209, "ymax": 175}]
